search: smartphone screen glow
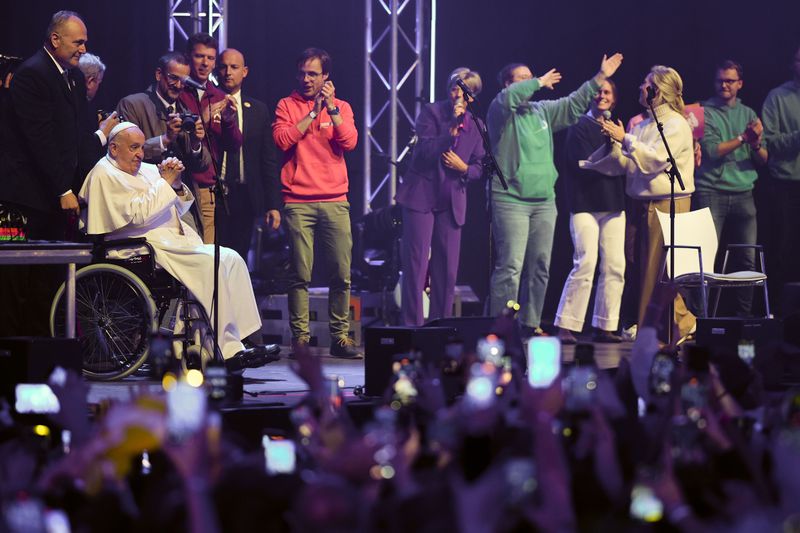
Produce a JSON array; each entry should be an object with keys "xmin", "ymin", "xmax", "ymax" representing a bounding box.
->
[{"xmin": 527, "ymin": 337, "xmax": 561, "ymax": 388}]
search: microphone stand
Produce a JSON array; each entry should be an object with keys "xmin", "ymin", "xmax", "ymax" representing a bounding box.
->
[
  {"xmin": 462, "ymin": 96, "xmax": 507, "ymax": 190},
  {"xmin": 461, "ymin": 93, "xmax": 507, "ymax": 321},
  {"xmin": 191, "ymin": 87, "xmax": 230, "ymax": 367},
  {"xmin": 646, "ymin": 97, "xmax": 685, "ymax": 346}
]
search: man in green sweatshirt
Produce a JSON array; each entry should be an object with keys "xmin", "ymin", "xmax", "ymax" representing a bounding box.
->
[
  {"xmin": 693, "ymin": 60, "xmax": 768, "ymax": 316},
  {"xmin": 486, "ymin": 53, "xmax": 623, "ymax": 336},
  {"xmin": 763, "ymin": 47, "xmax": 800, "ymax": 283}
]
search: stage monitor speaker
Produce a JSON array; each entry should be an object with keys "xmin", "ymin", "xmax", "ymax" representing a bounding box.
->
[
  {"xmin": 0, "ymin": 337, "xmax": 82, "ymax": 398},
  {"xmin": 364, "ymin": 326, "xmax": 456, "ymax": 397},
  {"xmin": 424, "ymin": 316, "xmax": 499, "ymax": 352},
  {"xmin": 695, "ymin": 318, "xmax": 784, "ymax": 392}
]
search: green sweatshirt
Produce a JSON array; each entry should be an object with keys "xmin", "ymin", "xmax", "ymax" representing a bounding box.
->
[
  {"xmin": 762, "ymin": 81, "xmax": 800, "ymax": 181},
  {"xmin": 696, "ymin": 97, "xmax": 759, "ymax": 192},
  {"xmin": 487, "ymin": 77, "xmax": 600, "ymax": 203}
]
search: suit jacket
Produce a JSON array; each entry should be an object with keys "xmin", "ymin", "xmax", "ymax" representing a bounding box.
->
[
  {"xmin": 395, "ymin": 100, "xmax": 485, "ymax": 227},
  {"xmin": 178, "ymin": 82, "xmax": 242, "ymax": 187},
  {"xmin": 116, "ymin": 85, "xmax": 211, "ymax": 172},
  {"xmin": 0, "ymin": 48, "xmax": 94, "ymax": 213},
  {"xmin": 239, "ymin": 94, "xmax": 280, "ymax": 214}
]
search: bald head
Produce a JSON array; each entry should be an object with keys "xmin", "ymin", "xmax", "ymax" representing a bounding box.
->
[
  {"xmin": 217, "ymin": 48, "xmax": 248, "ymax": 94},
  {"xmin": 109, "ymin": 127, "xmax": 145, "ymax": 176}
]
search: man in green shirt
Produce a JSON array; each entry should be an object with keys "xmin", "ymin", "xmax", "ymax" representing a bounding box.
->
[
  {"xmin": 486, "ymin": 53, "xmax": 623, "ymax": 336},
  {"xmin": 763, "ymin": 47, "xmax": 800, "ymax": 283},
  {"xmin": 693, "ymin": 60, "xmax": 768, "ymax": 316}
]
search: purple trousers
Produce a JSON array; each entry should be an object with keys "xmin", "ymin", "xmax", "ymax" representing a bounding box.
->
[{"xmin": 401, "ymin": 206, "xmax": 462, "ymax": 326}]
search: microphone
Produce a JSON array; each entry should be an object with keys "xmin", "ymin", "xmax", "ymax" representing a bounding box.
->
[
  {"xmin": 454, "ymin": 96, "xmax": 466, "ymax": 123},
  {"xmin": 454, "ymin": 78, "xmax": 475, "ymax": 101},
  {"xmin": 602, "ymin": 110, "xmax": 613, "ymax": 150},
  {"xmin": 181, "ymin": 76, "xmax": 205, "ymax": 91},
  {"xmin": 646, "ymin": 85, "xmax": 656, "ymax": 104}
]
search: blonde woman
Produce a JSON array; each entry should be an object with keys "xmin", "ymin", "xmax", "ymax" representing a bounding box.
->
[{"xmin": 582, "ymin": 65, "xmax": 696, "ymax": 341}]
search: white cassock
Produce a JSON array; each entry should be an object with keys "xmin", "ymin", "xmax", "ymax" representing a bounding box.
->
[{"xmin": 79, "ymin": 156, "xmax": 261, "ymax": 359}]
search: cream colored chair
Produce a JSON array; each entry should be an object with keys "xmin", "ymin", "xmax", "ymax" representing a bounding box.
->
[{"xmin": 656, "ymin": 207, "xmax": 769, "ymax": 317}]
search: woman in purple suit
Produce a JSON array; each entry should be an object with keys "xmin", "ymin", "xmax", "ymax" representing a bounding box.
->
[{"xmin": 396, "ymin": 68, "xmax": 486, "ymax": 326}]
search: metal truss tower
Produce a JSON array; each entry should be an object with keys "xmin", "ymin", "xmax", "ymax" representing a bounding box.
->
[
  {"xmin": 363, "ymin": 0, "xmax": 435, "ymax": 214},
  {"xmin": 168, "ymin": 0, "xmax": 228, "ymax": 52}
]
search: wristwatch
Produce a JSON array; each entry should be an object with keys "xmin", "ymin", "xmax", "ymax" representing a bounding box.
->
[
  {"xmin": 308, "ymin": 109, "xmax": 318, "ymax": 120},
  {"xmin": 327, "ymin": 106, "xmax": 340, "ymax": 116},
  {"xmin": 737, "ymin": 135, "xmax": 744, "ymax": 144}
]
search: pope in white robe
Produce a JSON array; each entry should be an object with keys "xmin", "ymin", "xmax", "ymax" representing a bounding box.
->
[{"xmin": 79, "ymin": 122, "xmax": 262, "ymax": 361}]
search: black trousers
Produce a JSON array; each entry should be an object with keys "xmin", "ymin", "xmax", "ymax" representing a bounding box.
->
[{"xmin": 217, "ymin": 182, "xmax": 256, "ymax": 264}]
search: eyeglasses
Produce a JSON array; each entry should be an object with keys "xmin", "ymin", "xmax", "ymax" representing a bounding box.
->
[
  {"xmin": 165, "ymin": 73, "xmax": 184, "ymax": 84},
  {"xmin": 296, "ymin": 70, "xmax": 323, "ymax": 81},
  {"xmin": 715, "ymin": 78, "xmax": 741, "ymax": 85}
]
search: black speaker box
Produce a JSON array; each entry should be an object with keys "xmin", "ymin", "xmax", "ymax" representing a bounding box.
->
[
  {"xmin": 424, "ymin": 316, "xmax": 497, "ymax": 353},
  {"xmin": 0, "ymin": 337, "xmax": 82, "ymax": 397},
  {"xmin": 696, "ymin": 318, "xmax": 784, "ymax": 391},
  {"xmin": 696, "ymin": 317, "xmax": 782, "ymax": 352},
  {"xmin": 364, "ymin": 326, "xmax": 456, "ymax": 397}
]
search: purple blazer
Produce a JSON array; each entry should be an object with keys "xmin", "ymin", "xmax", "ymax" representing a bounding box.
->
[{"xmin": 395, "ymin": 101, "xmax": 485, "ymax": 227}]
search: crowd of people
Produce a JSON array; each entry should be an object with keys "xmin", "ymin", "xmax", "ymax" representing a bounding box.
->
[{"xmin": 2, "ymin": 283, "xmax": 800, "ymax": 531}]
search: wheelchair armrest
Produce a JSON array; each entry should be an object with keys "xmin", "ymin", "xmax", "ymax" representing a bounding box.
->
[{"xmin": 91, "ymin": 236, "xmax": 157, "ymax": 277}]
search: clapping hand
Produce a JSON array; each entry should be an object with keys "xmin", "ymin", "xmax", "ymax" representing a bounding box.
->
[
  {"xmin": 321, "ymin": 80, "xmax": 336, "ymax": 109},
  {"xmin": 442, "ymin": 150, "xmax": 468, "ymax": 174},
  {"xmin": 158, "ymin": 156, "xmax": 185, "ymax": 186},
  {"xmin": 742, "ymin": 118, "xmax": 763, "ymax": 148},
  {"xmin": 600, "ymin": 117, "xmax": 626, "ymax": 143}
]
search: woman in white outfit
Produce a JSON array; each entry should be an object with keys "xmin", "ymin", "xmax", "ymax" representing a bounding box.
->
[
  {"xmin": 555, "ymin": 80, "xmax": 626, "ymax": 344},
  {"xmin": 582, "ymin": 66, "xmax": 696, "ymax": 342}
]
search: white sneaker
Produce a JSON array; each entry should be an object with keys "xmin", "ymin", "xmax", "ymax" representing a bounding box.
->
[{"xmin": 622, "ymin": 324, "xmax": 637, "ymax": 342}]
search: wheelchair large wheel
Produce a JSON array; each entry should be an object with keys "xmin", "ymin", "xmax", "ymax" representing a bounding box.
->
[{"xmin": 50, "ymin": 263, "xmax": 158, "ymax": 381}]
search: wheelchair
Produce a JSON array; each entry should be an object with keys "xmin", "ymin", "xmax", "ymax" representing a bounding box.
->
[{"xmin": 49, "ymin": 236, "xmax": 215, "ymax": 381}]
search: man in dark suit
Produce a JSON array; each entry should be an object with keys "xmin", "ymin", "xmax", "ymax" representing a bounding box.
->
[
  {"xmin": 117, "ymin": 51, "xmax": 210, "ymax": 234},
  {"xmin": 0, "ymin": 11, "xmax": 116, "ymax": 237},
  {"xmin": 215, "ymin": 48, "xmax": 281, "ymax": 261},
  {"xmin": 0, "ymin": 10, "xmax": 117, "ymax": 336}
]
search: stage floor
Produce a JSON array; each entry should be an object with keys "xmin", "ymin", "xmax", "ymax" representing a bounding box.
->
[{"xmin": 86, "ymin": 338, "xmax": 633, "ymax": 408}]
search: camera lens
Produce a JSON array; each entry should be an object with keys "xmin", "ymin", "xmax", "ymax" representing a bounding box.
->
[{"xmin": 181, "ymin": 116, "xmax": 196, "ymax": 132}]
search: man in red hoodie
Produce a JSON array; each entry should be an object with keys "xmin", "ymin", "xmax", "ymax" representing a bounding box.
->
[{"xmin": 273, "ymin": 48, "xmax": 360, "ymax": 358}]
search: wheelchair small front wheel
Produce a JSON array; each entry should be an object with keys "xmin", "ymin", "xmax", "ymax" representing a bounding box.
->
[{"xmin": 50, "ymin": 263, "xmax": 158, "ymax": 381}]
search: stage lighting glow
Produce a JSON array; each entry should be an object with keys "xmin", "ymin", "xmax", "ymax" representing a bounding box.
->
[{"xmin": 186, "ymin": 369, "xmax": 204, "ymax": 388}]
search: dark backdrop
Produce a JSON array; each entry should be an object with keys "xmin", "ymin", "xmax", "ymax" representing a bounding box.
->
[{"xmin": 3, "ymin": 0, "xmax": 799, "ymax": 325}]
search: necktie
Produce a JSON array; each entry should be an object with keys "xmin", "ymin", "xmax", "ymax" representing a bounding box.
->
[
  {"xmin": 166, "ymin": 105, "xmax": 175, "ymax": 117},
  {"xmin": 62, "ymin": 70, "xmax": 71, "ymax": 90}
]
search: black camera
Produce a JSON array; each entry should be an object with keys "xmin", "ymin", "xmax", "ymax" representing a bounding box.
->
[
  {"xmin": 0, "ymin": 54, "xmax": 23, "ymax": 87},
  {"xmin": 97, "ymin": 109, "xmax": 124, "ymax": 122},
  {"xmin": 178, "ymin": 112, "xmax": 200, "ymax": 132}
]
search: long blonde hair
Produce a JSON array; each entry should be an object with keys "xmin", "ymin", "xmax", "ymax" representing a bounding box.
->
[{"xmin": 649, "ymin": 65, "xmax": 685, "ymax": 114}]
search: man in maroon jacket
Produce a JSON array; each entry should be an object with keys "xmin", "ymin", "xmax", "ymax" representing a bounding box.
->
[{"xmin": 178, "ymin": 32, "xmax": 242, "ymax": 244}]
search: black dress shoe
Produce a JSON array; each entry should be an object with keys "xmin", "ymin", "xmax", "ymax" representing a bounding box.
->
[{"xmin": 225, "ymin": 345, "xmax": 281, "ymax": 372}]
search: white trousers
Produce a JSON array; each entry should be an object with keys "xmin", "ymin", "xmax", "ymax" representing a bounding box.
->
[{"xmin": 555, "ymin": 211, "xmax": 626, "ymax": 332}]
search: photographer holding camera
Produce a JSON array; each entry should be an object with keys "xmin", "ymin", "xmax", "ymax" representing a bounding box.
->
[{"xmin": 116, "ymin": 51, "xmax": 211, "ymax": 234}]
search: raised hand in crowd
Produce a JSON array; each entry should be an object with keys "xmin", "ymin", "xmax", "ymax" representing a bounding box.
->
[
  {"xmin": 537, "ymin": 68, "xmax": 562, "ymax": 90},
  {"xmin": 597, "ymin": 52, "xmax": 624, "ymax": 81}
]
